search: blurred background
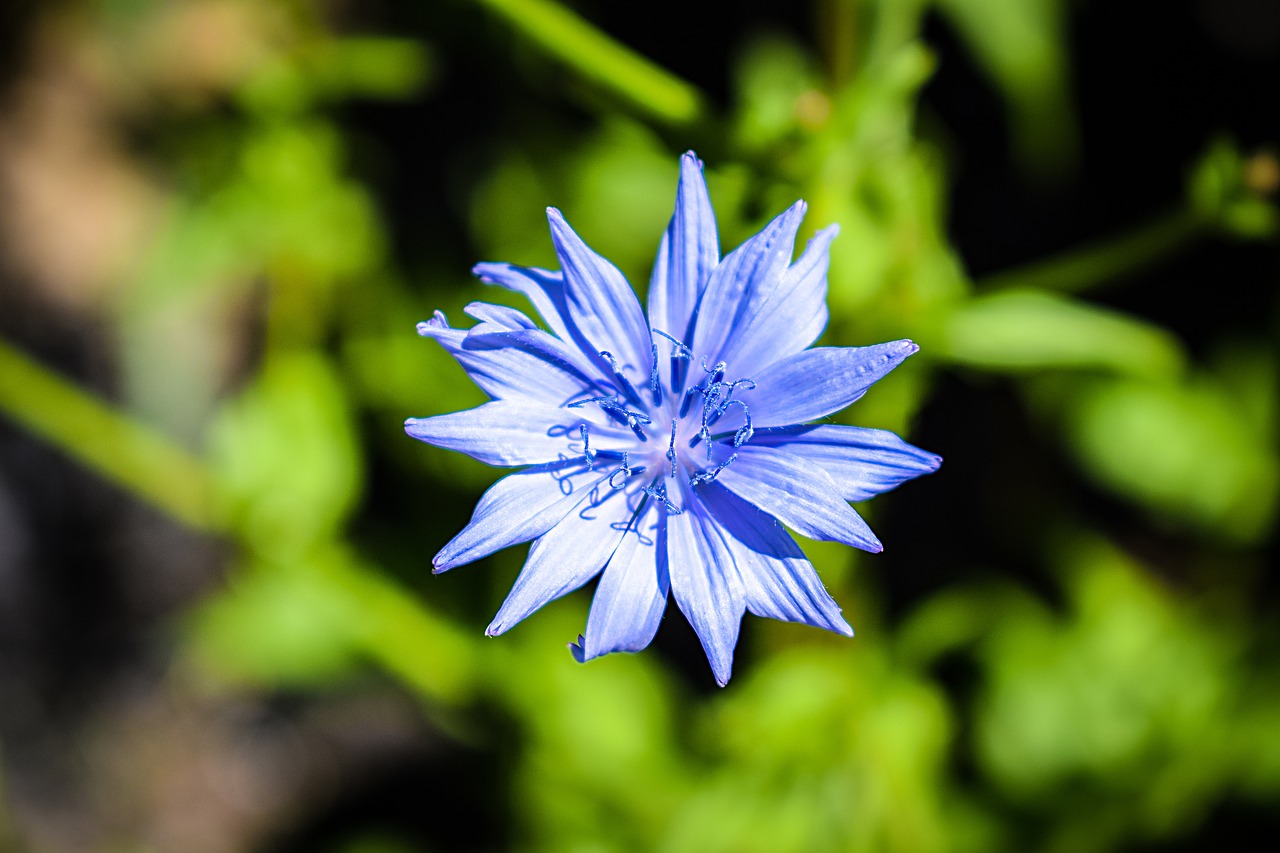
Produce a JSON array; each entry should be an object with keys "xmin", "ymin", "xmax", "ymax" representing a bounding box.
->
[{"xmin": 1, "ymin": 0, "xmax": 1278, "ymax": 851}]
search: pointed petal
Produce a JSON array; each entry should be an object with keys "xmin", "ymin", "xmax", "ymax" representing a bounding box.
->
[
  {"xmin": 487, "ymin": 485, "xmax": 637, "ymax": 635},
  {"xmin": 648, "ymin": 152, "xmax": 719, "ymax": 345},
  {"xmin": 580, "ymin": 499, "xmax": 669, "ymax": 660},
  {"xmin": 690, "ymin": 202, "xmax": 805, "ymax": 367},
  {"xmin": 463, "ymin": 301, "xmax": 539, "ymax": 332},
  {"xmin": 547, "ymin": 208, "xmax": 653, "ymax": 390},
  {"xmin": 711, "ymin": 444, "xmax": 883, "ymax": 552},
  {"xmin": 405, "ymin": 400, "xmax": 630, "ymax": 467},
  {"xmin": 752, "ymin": 424, "xmax": 942, "ymax": 502},
  {"xmin": 719, "ymin": 225, "xmax": 837, "ymax": 376},
  {"xmin": 434, "ymin": 461, "xmax": 613, "ymax": 571},
  {"xmin": 418, "ymin": 312, "xmax": 596, "ymax": 406},
  {"xmin": 697, "ymin": 482, "xmax": 852, "ymax": 636},
  {"xmin": 667, "ymin": 481, "xmax": 745, "ymax": 686},
  {"xmin": 719, "ymin": 341, "xmax": 918, "ymax": 431},
  {"xmin": 472, "ymin": 262, "xmax": 574, "ymax": 342}
]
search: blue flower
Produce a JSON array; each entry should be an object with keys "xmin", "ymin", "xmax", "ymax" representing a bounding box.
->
[{"xmin": 406, "ymin": 152, "xmax": 940, "ymax": 685}]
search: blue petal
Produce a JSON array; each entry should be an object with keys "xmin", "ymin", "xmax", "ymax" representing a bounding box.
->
[
  {"xmin": 725, "ymin": 340, "xmax": 918, "ymax": 431},
  {"xmin": 667, "ymin": 480, "xmax": 745, "ymax": 686},
  {"xmin": 648, "ymin": 151, "xmax": 719, "ymax": 346},
  {"xmin": 751, "ymin": 424, "xmax": 942, "ymax": 502},
  {"xmin": 487, "ymin": 485, "xmax": 638, "ymax": 635},
  {"xmin": 471, "ymin": 262, "xmax": 575, "ymax": 343},
  {"xmin": 405, "ymin": 400, "xmax": 629, "ymax": 467},
  {"xmin": 547, "ymin": 208, "xmax": 653, "ymax": 391},
  {"xmin": 418, "ymin": 312, "xmax": 597, "ymax": 406},
  {"xmin": 690, "ymin": 202, "xmax": 805, "ymax": 368},
  {"xmin": 718, "ymin": 225, "xmax": 836, "ymax": 376},
  {"xmin": 710, "ymin": 444, "xmax": 883, "ymax": 552},
  {"xmin": 434, "ymin": 461, "xmax": 613, "ymax": 571},
  {"xmin": 697, "ymin": 482, "xmax": 852, "ymax": 636},
  {"xmin": 580, "ymin": 499, "xmax": 669, "ymax": 661},
  {"xmin": 463, "ymin": 301, "xmax": 539, "ymax": 332}
]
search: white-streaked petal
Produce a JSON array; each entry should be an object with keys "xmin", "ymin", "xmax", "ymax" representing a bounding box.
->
[
  {"xmin": 752, "ymin": 424, "xmax": 942, "ymax": 502},
  {"xmin": 580, "ymin": 499, "xmax": 669, "ymax": 660},
  {"xmin": 405, "ymin": 400, "xmax": 630, "ymax": 467},
  {"xmin": 648, "ymin": 151, "xmax": 719, "ymax": 346},
  {"xmin": 471, "ymin": 262, "xmax": 574, "ymax": 342},
  {"xmin": 667, "ymin": 480, "xmax": 745, "ymax": 686},
  {"xmin": 710, "ymin": 444, "xmax": 883, "ymax": 552},
  {"xmin": 547, "ymin": 208, "xmax": 653, "ymax": 391},
  {"xmin": 719, "ymin": 225, "xmax": 837, "ymax": 376},
  {"xmin": 418, "ymin": 312, "xmax": 596, "ymax": 406},
  {"xmin": 697, "ymin": 482, "xmax": 852, "ymax": 636},
  {"xmin": 463, "ymin": 301, "xmax": 539, "ymax": 332},
  {"xmin": 487, "ymin": 485, "xmax": 639, "ymax": 635},
  {"xmin": 690, "ymin": 202, "xmax": 805, "ymax": 367},
  {"xmin": 717, "ymin": 341, "xmax": 918, "ymax": 432},
  {"xmin": 434, "ymin": 461, "xmax": 614, "ymax": 571}
]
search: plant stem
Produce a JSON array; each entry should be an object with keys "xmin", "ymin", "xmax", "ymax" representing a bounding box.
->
[
  {"xmin": 976, "ymin": 208, "xmax": 1204, "ymax": 295},
  {"xmin": 474, "ymin": 0, "xmax": 707, "ymax": 127},
  {"xmin": 0, "ymin": 339, "xmax": 219, "ymax": 531}
]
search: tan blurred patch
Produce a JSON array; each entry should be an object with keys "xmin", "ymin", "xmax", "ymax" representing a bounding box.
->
[
  {"xmin": 137, "ymin": 0, "xmax": 280, "ymax": 101},
  {"xmin": 0, "ymin": 20, "xmax": 163, "ymax": 313}
]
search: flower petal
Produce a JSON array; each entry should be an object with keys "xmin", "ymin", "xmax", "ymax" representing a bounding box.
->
[
  {"xmin": 648, "ymin": 151, "xmax": 719, "ymax": 346},
  {"xmin": 667, "ymin": 480, "xmax": 745, "ymax": 686},
  {"xmin": 690, "ymin": 202, "xmax": 805, "ymax": 367},
  {"xmin": 463, "ymin": 301, "xmax": 539, "ymax": 332},
  {"xmin": 471, "ymin": 262, "xmax": 574, "ymax": 342},
  {"xmin": 434, "ymin": 461, "xmax": 614, "ymax": 571},
  {"xmin": 580, "ymin": 499, "xmax": 669, "ymax": 661},
  {"xmin": 697, "ymin": 482, "xmax": 852, "ymax": 636},
  {"xmin": 405, "ymin": 400, "xmax": 630, "ymax": 467},
  {"xmin": 752, "ymin": 424, "xmax": 942, "ymax": 502},
  {"xmin": 710, "ymin": 444, "xmax": 883, "ymax": 552},
  {"xmin": 418, "ymin": 312, "xmax": 597, "ymax": 406},
  {"xmin": 723, "ymin": 340, "xmax": 918, "ymax": 431},
  {"xmin": 547, "ymin": 208, "xmax": 653, "ymax": 390},
  {"xmin": 718, "ymin": 225, "xmax": 837, "ymax": 376},
  {"xmin": 487, "ymin": 485, "xmax": 638, "ymax": 635}
]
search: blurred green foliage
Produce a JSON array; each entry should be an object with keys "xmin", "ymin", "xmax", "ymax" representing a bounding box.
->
[{"xmin": 0, "ymin": 0, "xmax": 1278, "ymax": 850}]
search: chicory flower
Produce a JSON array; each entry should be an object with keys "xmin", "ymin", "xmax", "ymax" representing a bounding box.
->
[{"xmin": 407, "ymin": 152, "xmax": 940, "ymax": 685}]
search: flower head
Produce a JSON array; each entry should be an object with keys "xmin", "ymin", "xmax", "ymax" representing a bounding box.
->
[{"xmin": 406, "ymin": 152, "xmax": 940, "ymax": 685}]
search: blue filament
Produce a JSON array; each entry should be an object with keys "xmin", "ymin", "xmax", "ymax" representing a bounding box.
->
[
  {"xmin": 579, "ymin": 424, "xmax": 596, "ymax": 469},
  {"xmin": 598, "ymin": 350, "xmax": 644, "ymax": 408},
  {"xmin": 642, "ymin": 480, "xmax": 682, "ymax": 515},
  {"xmin": 608, "ymin": 452, "xmax": 647, "ymax": 489},
  {"xmin": 666, "ymin": 419, "xmax": 678, "ymax": 478},
  {"xmin": 690, "ymin": 452, "xmax": 738, "ymax": 487},
  {"xmin": 568, "ymin": 394, "xmax": 652, "ymax": 441},
  {"xmin": 652, "ymin": 329, "xmax": 694, "ymax": 360}
]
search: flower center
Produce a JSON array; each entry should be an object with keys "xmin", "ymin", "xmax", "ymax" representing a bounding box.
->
[{"xmin": 561, "ymin": 329, "xmax": 757, "ymax": 513}]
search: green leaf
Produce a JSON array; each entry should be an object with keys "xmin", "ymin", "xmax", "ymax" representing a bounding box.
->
[
  {"xmin": 1061, "ymin": 375, "xmax": 1278, "ymax": 542},
  {"xmin": 934, "ymin": 290, "xmax": 1185, "ymax": 380}
]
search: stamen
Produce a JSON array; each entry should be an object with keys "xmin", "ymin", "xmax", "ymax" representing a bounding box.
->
[
  {"xmin": 642, "ymin": 480, "xmax": 682, "ymax": 515},
  {"xmin": 666, "ymin": 419, "xmax": 678, "ymax": 478},
  {"xmin": 700, "ymin": 357, "xmax": 727, "ymax": 385},
  {"xmin": 599, "ymin": 350, "xmax": 644, "ymax": 408},
  {"xmin": 648, "ymin": 342, "xmax": 662, "ymax": 406},
  {"xmin": 608, "ymin": 452, "xmax": 647, "ymax": 489},
  {"xmin": 568, "ymin": 394, "xmax": 652, "ymax": 441},
  {"xmin": 579, "ymin": 424, "xmax": 596, "ymax": 469},
  {"xmin": 652, "ymin": 329, "xmax": 694, "ymax": 359},
  {"xmin": 679, "ymin": 385, "xmax": 700, "ymax": 419},
  {"xmin": 690, "ymin": 452, "xmax": 738, "ymax": 487}
]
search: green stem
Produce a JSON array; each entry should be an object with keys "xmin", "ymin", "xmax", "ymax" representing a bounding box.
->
[
  {"xmin": 976, "ymin": 208, "xmax": 1204, "ymax": 295},
  {"xmin": 0, "ymin": 337, "xmax": 482, "ymax": 713},
  {"xmin": 473, "ymin": 0, "xmax": 707, "ymax": 126},
  {"xmin": 0, "ymin": 339, "xmax": 218, "ymax": 532}
]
